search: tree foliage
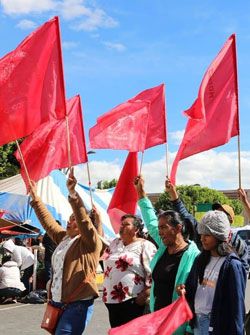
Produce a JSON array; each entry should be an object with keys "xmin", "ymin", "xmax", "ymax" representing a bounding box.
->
[
  {"xmin": 97, "ymin": 179, "xmax": 117, "ymax": 189},
  {"xmin": 0, "ymin": 142, "xmax": 20, "ymax": 180},
  {"xmin": 154, "ymin": 184, "xmax": 243, "ymax": 215}
]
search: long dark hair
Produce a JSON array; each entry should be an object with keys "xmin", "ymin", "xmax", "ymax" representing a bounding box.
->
[
  {"xmin": 197, "ymin": 242, "xmax": 234, "ymax": 284},
  {"xmin": 158, "ymin": 210, "xmax": 195, "ymax": 241},
  {"xmin": 121, "ymin": 214, "xmax": 146, "ymax": 239}
]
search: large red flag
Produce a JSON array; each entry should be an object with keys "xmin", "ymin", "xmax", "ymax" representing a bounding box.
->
[
  {"xmin": 0, "ymin": 16, "xmax": 66, "ymax": 146},
  {"xmin": 108, "ymin": 296, "xmax": 193, "ymax": 335},
  {"xmin": 15, "ymin": 95, "xmax": 87, "ymax": 188},
  {"xmin": 107, "ymin": 152, "xmax": 138, "ymax": 233},
  {"xmin": 170, "ymin": 34, "xmax": 239, "ymax": 184},
  {"xmin": 89, "ymin": 84, "xmax": 166, "ymax": 152}
]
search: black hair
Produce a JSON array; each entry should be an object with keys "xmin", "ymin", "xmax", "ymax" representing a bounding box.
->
[
  {"xmin": 158, "ymin": 210, "xmax": 195, "ymax": 242},
  {"xmin": 196, "ymin": 242, "xmax": 234, "ymax": 284},
  {"xmin": 121, "ymin": 214, "xmax": 146, "ymax": 238},
  {"xmin": 2, "ymin": 254, "xmax": 11, "ymax": 265}
]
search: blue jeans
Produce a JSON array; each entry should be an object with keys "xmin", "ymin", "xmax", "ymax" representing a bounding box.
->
[
  {"xmin": 52, "ymin": 299, "xmax": 94, "ymax": 335},
  {"xmin": 194, "ymin": 313, "xmax": 211, "ymax": 335}
]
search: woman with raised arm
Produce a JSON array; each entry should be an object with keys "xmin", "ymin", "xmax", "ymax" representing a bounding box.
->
[
  {"xmin": 29, "ymin": 168, "xmax": 102, "ymax": 335},
  {"xmin": 134, "ymin": 175, "xmax": 200, "ymax": 335}
]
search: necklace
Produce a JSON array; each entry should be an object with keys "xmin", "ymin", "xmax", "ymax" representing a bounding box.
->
[{"xmin": 202, "ymin": 257, "xmax": 221, "ymax": 288}]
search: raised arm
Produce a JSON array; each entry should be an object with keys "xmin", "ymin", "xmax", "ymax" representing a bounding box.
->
[
  {"xmin": 238, "ymin": 188, "xmax": 250, "ymax": 221},
  {"xmin": 165, "ymin": 178, "xmax": 198, "ymax": 231},
  {"xmin": 29, "ymin": 180, "xmax": 66, "ymax": 244},
  {"xmin": 134, "ymin": 175, "xmax": 162, "ymax": 246},
  {"xmin": 67, "ymin": 168, "xmax": 102, "ymax": 251}
]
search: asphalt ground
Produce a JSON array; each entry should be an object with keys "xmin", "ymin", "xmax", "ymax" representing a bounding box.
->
[{"xmin": 0, "ymin": 283, "xmax": 250, "ymax": 335}]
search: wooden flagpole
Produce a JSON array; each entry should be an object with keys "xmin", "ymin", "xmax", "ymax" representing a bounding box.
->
[
  {"xmin": 15, "ymin": 140, "xmax": 32, "ymax": 187},
  {"xmin": 65, "ymin": 116, "xmax": 72, "ymax": 168},
  {"xmin": 86, "ymin": 161, "xmax": 94, "ymax": 208}
]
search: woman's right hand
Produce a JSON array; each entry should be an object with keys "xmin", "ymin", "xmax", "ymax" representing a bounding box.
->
[
  {"xmin": 176, "ymin": 284, "xmax": 186, "ymax": 296},
  {"xmin": 67, "ymin": 167, "xmax": 77, "ymax": 195},
  {"xmin": 134, "ymin": 175, "xmax": 146, "ymax": 199},
  {"xmin": 165, "ymin": 178, "xmax": 178, "ymax": 201}
]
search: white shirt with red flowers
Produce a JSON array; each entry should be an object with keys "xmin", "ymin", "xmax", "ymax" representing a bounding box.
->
[{"xmin": 102, "ymin": 238, "xmax": 156, "ymax": 304}]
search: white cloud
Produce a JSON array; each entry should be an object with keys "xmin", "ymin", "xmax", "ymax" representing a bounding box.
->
[
  {"xmin": 72, "ymin": 7, "xmax": 118, "ymax": 31},
  {"xmin": 59, "ymin": 0, "xmax": 90, "ymax": 20},
  {"xmin": 74, "ymin": 150, "xmax": 250, "ymax": 193},
  {"xmin": 62, "ymin": 41, "xmax": 78, "ymax": 50},
  {"xmin": 1, "ymin": 0, "xmax": 56, "ymax": 15},
  {"xmin": 16, "ymin": 19, "xmax": 37, "ymax": 29},
  {"xmin": 74, "ymin": 160, "xmax": 121, "ymax": 187},
  {"xmin": 1, "ymin": 0, "xmax": 118, "ymax": 32},
  {"xmin": 169, "ymin": 130, "xmax": 184, "ymax": 145},
  {"xmin": 103, "ymin": 41, "xmax": 126, "ymax": 52}
]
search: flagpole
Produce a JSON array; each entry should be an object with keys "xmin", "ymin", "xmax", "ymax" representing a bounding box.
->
[
  {"xmin": 237, "ymin": 135, "xmax": 242, "ymax": 189},
  {"xmin": 232, "ymin": 34, "xmax": 241, "ymax": 188},
  {"xmin": 86, "ymin": 161, "xmax": 94, "ymax": 208},
  {"xmin": 163, "ymin": 83, "xmax": 169, "ymax": 178},
  {"xmin": 15, "ymin": 140, "xmax": 32, "ymax": 187},
  {"xmin": 65, "ymin": 116, "xmax": 72, "ymax": 168},
  {"xmin": 165, "ymin": 142, "xmax": 169, "ymax": 178},
  {"xmin": 139, "ymin": 151, "xmax": 144, "ymax": 175},
  {"xmin": 56, "ymin": 16, "xmax": 71, "ymax": 169}
]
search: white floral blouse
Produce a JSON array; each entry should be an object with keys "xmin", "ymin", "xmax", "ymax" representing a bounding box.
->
[{"xmin": 103, "ymin": 238, "xmax": 156, "ymax": 304}]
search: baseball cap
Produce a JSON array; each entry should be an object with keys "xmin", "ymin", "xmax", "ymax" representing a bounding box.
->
[{"xmin": 212, "ymin": 203, "xmax": 235, "ymax": 223}]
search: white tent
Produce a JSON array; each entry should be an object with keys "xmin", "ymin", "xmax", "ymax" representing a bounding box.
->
[{"xmin": 0, "ymin": 170, "xmax": 116, "ymax": 239}]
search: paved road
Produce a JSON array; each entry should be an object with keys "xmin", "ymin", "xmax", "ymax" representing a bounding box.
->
[{"xmin": 0, "ymin": 283, "xmax": 250, "ymax": 335}]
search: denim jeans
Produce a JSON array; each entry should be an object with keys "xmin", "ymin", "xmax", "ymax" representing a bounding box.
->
[
  {"xmin": 194, "ymin": 313, "xmax": 211, "ymax": 335},
  {"xmin": 52, "ymin": 299, "xmax": 94, "ymax": 335}
]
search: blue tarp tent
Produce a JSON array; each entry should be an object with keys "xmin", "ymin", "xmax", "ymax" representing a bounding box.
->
[{"xmin": 0, "ymin": 170, "xmax": 116, "ymax": 239}]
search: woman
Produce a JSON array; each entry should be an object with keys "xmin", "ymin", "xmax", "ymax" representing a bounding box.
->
[
  {"xmin": 177, "ymin": 210, "xmax": 246, "ymax": 335},
  {"xmin": 103, "ymin": 214, "xmax": 157, "ymax": 328},
  {"xmin": 0, "ymin": 254, "xmax": 26, "ymax": 303},
  {"xmin": 29, "ymin": 168, "xmax": 102, "ymax": 335},
  {"xmin": 135, "ymin": 175, "xmax": 200, "ymax": 335}
]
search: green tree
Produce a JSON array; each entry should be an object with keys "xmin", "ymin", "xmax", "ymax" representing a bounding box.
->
[
  {"xmin": 97, "ymin": 179, "xmax": 117, "ymax": 189},
  {"xmin": 154, "ymin": 184, "xmax": 243, "ymax": 215},
  {"xmin": 0, "ymin": 142, "xmax": 21, "ymax": 179}
]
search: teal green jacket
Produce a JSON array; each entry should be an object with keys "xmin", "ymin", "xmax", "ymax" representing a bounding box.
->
[{"xmin": 138, "ymin": 197, "xmax": 200, "ymax": 335}]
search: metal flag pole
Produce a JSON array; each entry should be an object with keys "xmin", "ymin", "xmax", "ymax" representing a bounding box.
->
[{"xmin": 139, "ymin": 151, "xmax": 144, "ymax": 176}]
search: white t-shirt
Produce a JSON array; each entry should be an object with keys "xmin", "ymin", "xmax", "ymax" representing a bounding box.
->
[{"xmin": 195, "ymin": 256, "xmax": 226, "ymax": 314}]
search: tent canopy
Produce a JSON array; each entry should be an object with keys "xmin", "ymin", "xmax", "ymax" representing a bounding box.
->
[{"xmin": 0, "ymin": 170, "xmax": 116, "ymax": 239}]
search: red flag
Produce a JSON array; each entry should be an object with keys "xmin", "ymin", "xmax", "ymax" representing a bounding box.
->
[
  {"xmin": 107, "ymin": 152, "xmax": 138, "ymax": 234},
  {"xmin": 0, "ymin": 16, "xmax": 66, "ymax": 146},
  {"xmin": 15, "ymin": 95, "xmax": 87, "ymax": 188},
  {"xmin": 89, "ymin": 84, "xmax": 166, "ymax": 152},
  {"xmin": 170, "ymin": 34, "xmax": 239, "ymax": 184},
  {"xmin": 108, "ymin": 296, "xmax": 193, "ymax": 335}
]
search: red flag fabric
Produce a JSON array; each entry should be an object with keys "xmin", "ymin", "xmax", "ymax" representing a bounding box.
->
[
  {"xmin": 170, "ymin": 34, "xmax": 239, "ymax": 184},
  {"xmin": 89, "ymin": 84, "xmax": 166, "ymax": 152},
  {"xmin": 0, "ymin": 16, "xmax": 66, "ymax": 146},
  {"xmin": 107, "ymin": 152, "xmax": 138, "ymax": 234},
  {"xmin": 15, "ymin": 95, "xmax": 87, "ymax": 188},
  {"xmin": 108, "ymin": 296, "xmax": 193, "ymax": 335}
]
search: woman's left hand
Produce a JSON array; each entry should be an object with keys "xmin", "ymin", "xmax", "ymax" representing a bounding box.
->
[{"xmin": 135, "ymin": 288, "xmax": 150, "ymax": 306}]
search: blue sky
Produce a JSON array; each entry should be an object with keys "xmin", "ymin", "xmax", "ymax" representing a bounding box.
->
[{"xmin": 1, "ymin": 1, "xmax": 250, "ymax": 192}]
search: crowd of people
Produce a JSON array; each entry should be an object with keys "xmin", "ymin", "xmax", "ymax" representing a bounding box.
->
[{"xmin": 0, "ymin": 170, "xmax": 249, "ymax": 335}]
